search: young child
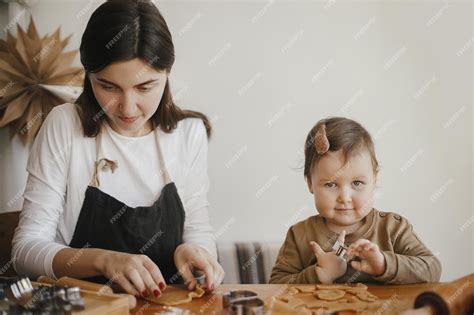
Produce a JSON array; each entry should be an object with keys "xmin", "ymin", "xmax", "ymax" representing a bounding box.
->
[{"xmin": 269, "ymin": 117, "xmax": 441, "ymax": 284}]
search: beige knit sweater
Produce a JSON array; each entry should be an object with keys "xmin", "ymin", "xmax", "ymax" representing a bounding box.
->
[{"xmin": 269, "ymin": 209, "xmax": 441, "ymax": 284}]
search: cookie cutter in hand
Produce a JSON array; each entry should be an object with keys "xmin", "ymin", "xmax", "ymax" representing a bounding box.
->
[
  {"xmin": 192, "ymin": 269, "xmax": 207, "ymax": 286},
  {"xmin": 332, "ymin": 240, "xmax": 362, "ymax": 264},
  {"xmin": 222, "ymin": 290, "xmax": 264, "ymax": 315},
  {"xmin": 332, "ymin": 239, "xmax": 349, "ymax": 260}
]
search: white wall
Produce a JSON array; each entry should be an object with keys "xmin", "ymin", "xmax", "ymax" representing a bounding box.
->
[
  {"xmin": 0, "ymin": 0, "xmax": 472, "ymax": 281},
  {"xmin": 471, "ymin": 1, "xmax": 474, "ymax": 274}
]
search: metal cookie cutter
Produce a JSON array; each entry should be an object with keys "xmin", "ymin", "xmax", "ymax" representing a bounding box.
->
[
  {"xmin": 222, "ymin": 290, "xmax": 264, "ymax": 315},
  {"xmin": 63, "ymin": 286, "xmax": 86, "ymax": 311},
  {"xmin": 10, "ymin": 277, "xmax": 34, "ymax": 300},
  {"xmin": 192, "ymin": 269, "xmax": 206, "ymax": 286},
  {"xmin": 332, "ymin": 240, "xmax": 361, "ymax": 264},
  {"xmin": 1, "ymin": 277, "xmax": 85, "ymax": 313},
  {"xmin": 332, "ymin": 239, "xmax": 349, "ymax": 261}
]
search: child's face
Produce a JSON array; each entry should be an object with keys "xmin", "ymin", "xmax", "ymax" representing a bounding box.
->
[{"xmin": 307, "ymin": 149, "xmax": 376, "ymax": 229}]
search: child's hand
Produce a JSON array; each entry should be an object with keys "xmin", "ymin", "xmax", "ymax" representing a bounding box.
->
[
  {"xmin": 347, "ymin": 239, "xmax": 386, "ymax": 276},
  {"xmin": 309, "ymin": 231, "xmax": 347, "ymax": 284}
]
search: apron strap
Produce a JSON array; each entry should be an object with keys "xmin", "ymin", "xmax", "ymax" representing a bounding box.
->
[
  {"xmin": 89, "ymin": 122, "xmax": 171, "ymax": 187},
  {"xmin": 154, "ymin": 127, "xmax": 172, "ymax": 185}
]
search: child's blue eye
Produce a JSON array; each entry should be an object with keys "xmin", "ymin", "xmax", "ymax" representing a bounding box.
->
[
  {"xmin": 353, "ymin": 180, "xmax": 364, "ymax": 187},
  {"xmin": 324, "ymin": 182, "xmax": 336, "ymax": 188}
]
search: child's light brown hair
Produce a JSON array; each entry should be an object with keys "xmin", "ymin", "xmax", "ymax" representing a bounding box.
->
[{"xmin": 304, "ymin": 117, "xmax": 379, "ymax": 179}]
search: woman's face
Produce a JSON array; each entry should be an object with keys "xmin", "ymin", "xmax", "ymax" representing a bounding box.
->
[{"xmin": 90, "ymin": 58, "xmax": 168, "ymax": 137}]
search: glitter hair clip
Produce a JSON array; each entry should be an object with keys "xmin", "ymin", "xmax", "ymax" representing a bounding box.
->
[{"xmin": 315, "ymin": 124, "xmax": 330, "ymax": 155}]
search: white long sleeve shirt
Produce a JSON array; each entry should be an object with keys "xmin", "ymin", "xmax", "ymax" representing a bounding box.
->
[{"xmin": 12, "ymin": 103, "xmax": 217, "ymax": 279}]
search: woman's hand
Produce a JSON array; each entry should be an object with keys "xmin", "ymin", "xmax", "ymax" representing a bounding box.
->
[
  {"xmin": 95, "ymin": 250, "xmax": 165, "ymax": 298},
  {"xmin": 174, "ymin": 243, "xmax": 225, "ymax": 292},
  {"xmin": 310, "ymin": 231, "xmax": 347, "ymax": 284},
  {"xmin": 347, "ymin": 239, "xmax": 386, "ymax": 276}
]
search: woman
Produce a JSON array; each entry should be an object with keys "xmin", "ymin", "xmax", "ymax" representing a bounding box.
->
[{"xmin": 12, "ymin": 0, "xmax": 224, "ymax": 299}]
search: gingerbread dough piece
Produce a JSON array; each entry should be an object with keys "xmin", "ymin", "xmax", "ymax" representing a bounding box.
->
[
  {"xmin": 314, "ymin": 289, "xmax": 346, "ymax": 301},
  {"xmin": 327, "ymin": 301, "xmax": 368, "ymax": 312},
  {"xmin": 346, "ymin": 283, "xmax": 369, "ymax": 295},
  {"xmin": 353, "ymin": 283, "xmax": 368, "ymax": 290},
  {"xmin": 362, "ymin": 300, "xmax": 385, "ymax": 310},
  {"xmin": 270, "ymin": 282, "xmax": 380, "ymax": 314},
  {"xmin": 305, "ymin": 299, "xmax": 348, "ymax": 309},
  {"xmin": 294, "ymin": 306, "xmax": 312, "ymax": 315},
  {"xmin": 293, "ymin": 293, "xmax": 326, "ymax": 307},
  {"xmin": 288, "ymin": 287, "xmax": 299, "ymax": 295},
  {"xmin": 347, "ymin": 295, "xmax": 359, "ymax": 303},
  {"xmin": 293, "ymin": 285, "xmax": 316, "ymax": 293},
  {"xmin": 287, "ymin": 297, "xmax": 306, "ymax": 309},
  {"xmin": 316, "ymin": 284, "xmax": 350, "ymax": 290},
  {"xmin": 346, "ymin": 288, "xmax": 367, "ymax": 295},
  {"xmin": 266, "ymin": 297, "xmax": 311, "ymax": 314},
  {"xmin": 356, "ymin": 291, "xmax": 378, "ymax": 302},
  {"xmin": 275, "ymin": 294, "xmax": 293, "ymax": 303},
  {"xmin": 265, "ymin": 296, "xmax": 294, "ymax": 312},
  {"xmin": 145, "ymin": 285, "xmax": 205, "ymax": 306}
]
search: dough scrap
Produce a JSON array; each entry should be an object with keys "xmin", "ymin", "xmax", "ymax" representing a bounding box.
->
[
  {"xmin": 275, "ymin": 294, "xmax": 293, "ymax": 302},
  {"xmin": 287, "ymin": 297, "xmax": 306, "ymax": 308},
  {"xmin": 288, "ymin": 287, "xmax": 299, "ymax": 294},
  {"xmin": 353, "ymin": 283, "xmax": 368, "ymax": 290},
  {"xmin": 314, "ymin": 289, "xmax": 346, "ymax": 301},
  {"xmin": 294, "ymin": 305, "xmax": 312, "ymax": 315},
  {"xmin": 268, "ymin": 283, "xmax": 381, "ymax": 314},
  {"xmin": 293, "ymin": 285, "xmax": 316, "ymax": 292},
  {"xmin": 266, "ymin": 296, "xmax": 294, "ymax": 312},
  {"xmin": 305, "ymin": 299, "xmax": 347, "ymax": 309},
  {"xmin": 266, "ymin": 297, "xmax": 311, "ymax": 315},
  {"xmin": 316, "ymin": 282, "xmax": 367, "ymax": 292},
  {"xmin": 356, "ymin": 291, "xmax": 378, "ymax": 302},
  {"xmin": 144, "ymin": 285, "xmax": 205, "ymax": 306},
  {"xmin": 326, "ymin": 301, "xmax": 368, "ymax": 312},
  {"xmin": 346, "ymin": 283, "xmax": 369, "ymax": 295},
  {"xmin": 316, "ymin": 284, "xmax": 350, "ymax": 290}
]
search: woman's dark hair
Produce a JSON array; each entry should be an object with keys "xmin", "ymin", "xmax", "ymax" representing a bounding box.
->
[
  {"xmin": 75, "ymin": 0, "xmax": 211, "ymax": 137},
  {"xmin": 303, "ymin": 117, "xmax": 379, "ymax": 178}
]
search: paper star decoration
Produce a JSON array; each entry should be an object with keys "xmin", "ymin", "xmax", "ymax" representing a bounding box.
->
[{"xmin": 0, "ymin": 16, "xmax": 84, "ymax": 144}]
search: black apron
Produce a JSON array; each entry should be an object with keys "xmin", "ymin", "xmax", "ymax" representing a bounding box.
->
[{"xmin": 69, "ymin": 125, "xmax": 185, "ymax": 284}]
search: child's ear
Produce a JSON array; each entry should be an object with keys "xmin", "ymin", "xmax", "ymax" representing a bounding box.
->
[{"xmin": 306, "ymin": 176, "xmax": 314, "ymax": 194}]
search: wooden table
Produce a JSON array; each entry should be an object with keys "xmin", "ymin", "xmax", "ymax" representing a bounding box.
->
[{"xmin": 130, "ymin": 283, "xmax": 441, "ymax": 314}]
